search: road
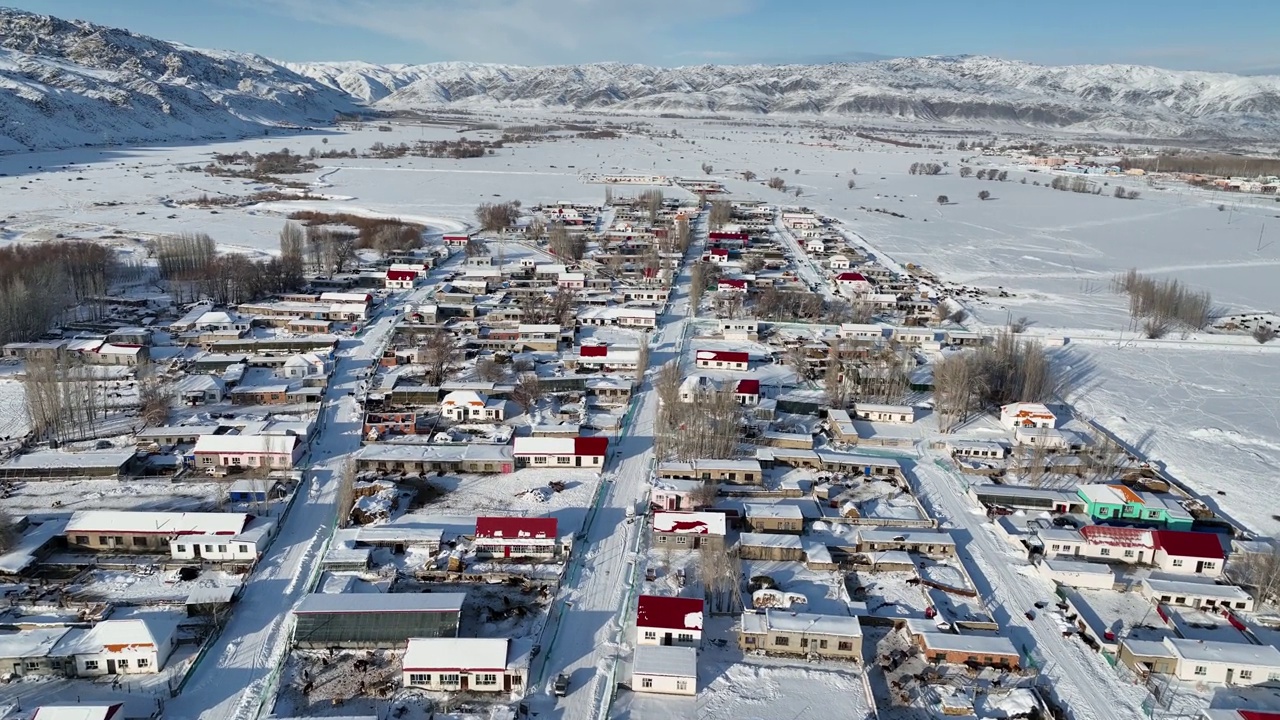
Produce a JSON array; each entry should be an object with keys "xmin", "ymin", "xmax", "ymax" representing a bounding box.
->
[
  {"xmin": 909, "ymin": 456, "xmax": 1148, "ymax": 720},
  {"xmin": 530, "ymin": 216, "xmax": 702, "ymax": 720},
  {"xmin": 173, "ymin": 262, "xmax": 459, "ymax": 720},
  {"xmin": 771, "ymin": 217, "xmax": 836, "ymax": 300}
]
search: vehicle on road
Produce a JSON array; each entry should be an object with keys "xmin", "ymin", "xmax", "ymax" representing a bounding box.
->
[{"xmin": 553, "ymin": 673, "xmax": 570, "ymax": 697}]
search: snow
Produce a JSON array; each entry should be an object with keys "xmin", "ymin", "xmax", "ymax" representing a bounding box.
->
[
  {"xmin": 0, "ymin": 376, "xmax": 30, "ymax": 440},
  {"xmin": 632, "ymin": 644, "xmax": 697, "ymax": 678}
]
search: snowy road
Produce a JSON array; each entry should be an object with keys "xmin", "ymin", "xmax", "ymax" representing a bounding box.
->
[
  {"xmin": 172, "ymin": 266, "xmax": 458, "ymax": 720},
  {"xmin": 772, "ymin": 219, "xmax": 836, "ymax": 300},
  {"xmin": 531, "ymin": 217, "xmax": 701, "ymax": 720},
  {"xmin": 909, "ymin": 456, "xmax": 1149, "ymax": 720}
]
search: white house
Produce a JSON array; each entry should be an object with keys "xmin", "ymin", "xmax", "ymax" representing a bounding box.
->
[
  {"xmin": 402, "ymin": 637, "xmax": 528, "ymax": 694},
  {"xmin": 694, "ymin": 350, "xmax": 749, "ymax": 371},
  {"xmin": 1140, "ymin": 576, "xmax": 1254, "ymax": 612},
  {"xmin": 512, "ymin": 437, "xmax": 607, "ymax": 469},
  {"xmin": 385, "ymin": 269, "xmax": 418, "ymax": 290},
  {"xmin": 677, "ymin": 374, "xmax": 717, "ymax": 403},
  {"xmin": 193, "ymin": 433, "xmax": 303, "ymax": 470},
  {"xmin": 440, "ymin": 390, "xmax": 507, "ymax": 422},
  {"xmin": 829, "ymin": 254, "xmax": 851, "ymax": 271},
  {"xmin": 636, "ymin": 595, "xmax": 703, "ymax": 647},
  {"xmin": 1162, "ymin": 637, "xmax": 1280, "ymax": 685},
  {"xmin": 1037, "ymin": 557, "xmax": 1115, "ymax": 590},
  {"xmin": 999, "ymin": 402, "xmax": 1058, "ymax": 430},
  {"xmin": 632, "ymin": 644, "xmax": 697, "ymax": 696},
  {"xmin": 65, "ymin": 618, "xmax": 177, "ymax": 676},
  {"xmin": 558, "ymin": 272, "xmax": 586, "ymax": 289},
  {"xmin": 279, "ymin": 353, "xmax": 329, "ymax": 381},
  {"xmin": 1153, "ymin": 530, "xmax": 1226, "ymax": 578},
  {"xmin": 852, "ymin": 403, "xmax": 915, "ymax": 424},
  {"xmin": 835, "ymin": 272, "xmax": 873, "ymax": 297},
  {"xmin": 473, "ymin": 517, "xmax": 559, "ymax": 560},
  {"xmin": 194, "ymin": 310, "xmax": 250, "ymax": 333},
  {"xmin": 805, "ymin": 238, "xmax": 827, "ymax": 254},
  {"xmin": 734, "ymin": 379, "xmax": 761, "ymax": 406},
  {"xmin": 169, "ymin": 518, "xmax": 275, "ymax": 563}
]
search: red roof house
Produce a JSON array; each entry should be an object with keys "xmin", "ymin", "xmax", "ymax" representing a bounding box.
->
[
  {"xmin": 694, "ymin": 350, "xmax": 749, "ymax": 370},
  {"xmin": 580, "ymin": 344, "xmax": 609, "ymax": 357},
  {"xmin": 473, "ymin": 517, "xmax": 558, "ymax": 559},
  {"xmin": 718, "ymin": 278, "xmax": 748, "ymax": 292},
  {"xmin": 636, "ymin": 595, "xmax": 704, "ymax": 647},
  {"xmin": 836, "ymin": 272, "xmax": 869, "ymax": 283},
  {"xmin": 512, "ymin": 437, "xmax": 608, "ymax": 468},
  {"xmin": 1153, "ymin": 530, "xmax": 1226, "ymax": 576},
  {"xmin": 1080, "ymin": 524, "xmax": 1153, "ymax": 548},
  {"xmin": 709, "ymin": 231, "xmax": 749, "ymax": 241}
]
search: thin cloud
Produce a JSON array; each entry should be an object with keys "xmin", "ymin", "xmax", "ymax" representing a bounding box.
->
[{"xmin": 238, "ymin": 0, "xmax": 753, "ymax": 65}]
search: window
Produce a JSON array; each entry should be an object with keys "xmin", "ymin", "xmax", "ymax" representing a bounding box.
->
[
  {"xmin": 440, "ymin": 674, "xmax": 460, "ymax": 685},
  {"xmin": 534, "ymin": 456, "xmax": 547, "ymax": 464},
  {"xmin": 800, "ymin": 638, "xmax": 809, "ymax": 648},
  {"xmin": 641, "ymin": 677, "xmax": 653, "ymax": 689},
  {"xmin": 205, "ymin": 545, "xmax": 214, "ymax": 553},
  {"xmin": 511, "ymin": 675, "xmax": 522, "ymax": 686},
  {"xmin": 1098, "ymin": 508, "xmax": 1110, "ymax": 517},
  {"xmin": 99, "ymin": 536, "xmax": 111, "ymax": 546},
  {"xmin": 676, "ymin": 536, "xmax": 687, "ymax": 544},
  {"xmin": 1161, "ymin": 595, "xmax": 1171, "ymax": 602},
  {"xmin": 1203, "ymin": 562, "xmax": 1215, "ymax": 569},
  {"xmin": 1051, "ymin": 544, "xmax": 1061, "ymax": 551},
  {"xmin": 838, "ymin": 641, "xmax": 853, "ymax": 652},
  {"xmin": 114, "ymin": 536, "xmax": 123, "ymax": 545},
  {"xmin": 644, "ymin": 631, "xmax": 657, "ymax": 640},
  {"xmin": 557, "ymin": 456, "xmax": 572, "ymax": 464},
  {"xmin": 133, "ymin": 536, "xmax": 148, "ymax": 546},
  {"xmin": 676, "ymin": 680, "xmax": 688, "ymax": 691},
  {"xmin": 75, "ymin": 535, "xmax": 89, "ymax": 545},
  {"xmin": 137, "ymin": 658, "xmax": 149, "ymax": 668},
  {"xmin": 1237, "ymin": 602, "xmax": 1248, "ymax": 609},
  {"xmin": 217, "ymin": 545, "xmax": 228, "ymax": 553},
  {"xmin": 24, "ymin": 661, "xmax": 41, "ymax": 670},
  {"xmin": 774, "ymin": 636, "xmax": 790, "ymax": 646},
  {"xmin": 1172, "ymin": 559, "xmax": 1184, "ymax": 567},
  {"xmin": 656, "ymin": 536, "xmax": 667, "ymax": 544},
  {"xmin": 175, "ymin": 545, "xmax": 186, "ymax": 553},
  {"xmin": 1240, "ymin": 670, "xmax": 1254, "ymax": 680},
  {"xmin": 1099, "ymin": 548, "xmax": 1111, "ymax": 556},
  {"xmin": 231, "ymin": 457, "xmax": 241, "ymax": 465},
  {"xmin": 84, "ymin": 660, "xmax": 99, "ymax": 670},
  {"xmin": 1124, "ymin": 550, "xmax": 1134, "ymax": 558},
  {"xmin": 476, "ymin": 673, "xmax": 498, "ymax": 686},
  {"xmin": 818, "ymin": 639, "xmax": 828, "ymax": 649},
  {"xmin": 745, "ymin": 637, "xmax": 756, "ymax": 645},
  {"xmin": 118, "ymin": 659, "xmax": 129, "ymax": 669},
  {"xmin": 239, "ymin": 545, "xmax": 250, "ymax": 553},
  {"xmin": 1194, "ymin": 666, "xmax": 1207, "ymax": 676},
  {"xmin": 677, "ymin": 633, "xmax": 693, "ymax": 643},
  {"xmin": 1175, "ymin": 596, "xmax": 1186, "ymax": 604}
]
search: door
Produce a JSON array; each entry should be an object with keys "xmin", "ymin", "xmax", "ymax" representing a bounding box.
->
[
  {"xmin": 107, "ymin": 659, "xmax": 117, "ymax": 675},
  {"xmin": 504, "ymin": 545, "xmax": 511, "ymax": 559},
  {"xmin": 1227, "ymin": 668, "xmax": 1234, "ymax": 684},
  {"xmin": 1196, "ymin": 561, "xmax": 1205, "ymax": 573},
  {"xmin": 575, "ymin": 456, "xmax": 582, "ymax": 467},
  {"xmin": 663, "ymin": 632, "xmax": 672, "ymax": 646},
  {"xmin": 193, "ymin": 544, "xmax": 202, "ymax": 559}
]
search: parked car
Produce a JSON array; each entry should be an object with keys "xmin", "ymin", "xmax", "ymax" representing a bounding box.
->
[{"xmin": 553, "ymin": 673, "xmax": 570, "ymax": 697}]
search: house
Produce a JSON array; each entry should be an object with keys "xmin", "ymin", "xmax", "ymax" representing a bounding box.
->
[
  {"xmin": 402, "ymin": 637, "xmax": 528, "ymax": 694},
  {"xmin": 1076, "ymin": 525, "xmax": 1155, "ymax": 564},
  {"xmin": 858, "ymin": 529, "xmax": 957, "ymax": 557},
  {"xmin": 636, "ymin": 595, "xmax": 703, "ymax": 647},
  {"xmin": 572, "ymin": 345, "xmax": 641, "ymax": 373},
  {"xmin": 1013, "ymin": 426, "xmax": 1087, "ymax": 451},
  {"xmin": 385, "ymin": 269, "xmax": 417, "ymax": 290},
  {"xmin": 1140, "ymin": 576, "xmax": 1253, "ymax": 612},
  {"xmin": 440, "ymin": 390, "xmax": 507, "ymax": 422},
  {"xmin": 86, "ymin": 343, "xmax": 149, "ymax": 366},
  {"xmin": 743, "ymin": 504, "xmax": 804, "ymax": 534},
  {"xmin": 1076, "ymin": 484, "xmax": 1195, "ymax": 530},
  {"xmin": 805, "ymin": 238, "xmax": 827, "ymax": 254},
  {"xmin": 279, "ymin": 353, "xmax": 329, "ymax": 381},
  {"xmin": 652, "ymin": 511, "xmax": 726, "ymax": 551},
  {"xmin": 443, "ymin": 233, "xmax": 472, "ymax": 249},
  {"xmin": 738, "ymin": 532, "xmax": 805, "ymax": 561},
  {"xmin": 558, "ymin": 272, "xmax": 586, "ymax": 289},
  {"xmin": 1154, "ymin": 530, "xmax": 1226, "ymax": 577},
  {"xmin": 363, "ymin": 411, "xmax": 423, "ymax": 440},
  {"xmin": 829, "ymin": 254, "xmax": 851, "ymax": 270},
  {"xmin": 651, "ymin": 478, "xmax": 710, "ymax": 512},
  {"xmin": 193, "ymin": 434, "xmax": 303, "ymax": 470},
  {"xmin": 914, "ymin": 632, "xmax": 1020, "ymax": 669},
  {"xmin": 227, "ymin": 479, "xmax": 286, "ymax": 503},
  {"xmin": 734, "ymin": 379, "xmax": 761, "ymax": 406},
  {"xmin": 632, "ymin": 645, "xmax": 697, "ymax": 696},
  {"xmin": 694, "ymin": 350, "xmax": 749, "ymax": 371},
  {"xmin": 739, "ymin": 610, "xmax": 863, "ymax": 662},
  {"xmin": 174, "ymin": 375, "xmax": 226, "ymax": 405},
  {"xmin": 292, "ymin": 593, "xmax": 466, "ymax": 648},
  {"xmin": 169, "ymin": 517, "xmax": 276, "ymax": 562},
  {"xmin": 677, "ymin": 374, "xmax": 717, "ymax": 403},
  {"xmin": 229, "ymin": 384, "xmax": 290, "ymax": 406},
  {"xmin": 355, "ymin": 443, "xmax": 514, "ymax": 475},
  {"xmin": 999, "ymin": 402, "xmax": 1058, "ymax": 429},
  {"xmin": 517, "ymin": 324, "xmax": 565, "ymax": 352},
  {"xmin": 838, "ymin": 323, "xmax": 889, "ymax": 342},
  {"xmin": 512, "ymin": 436, "xmax": 607, "ymax": 469},
  {"xmin": 1037, "ymin": 557, "xmax": 1116, "ymax": 590},
  {"xmin": 195, "ymin": 310, "xmax": 251, "ymax": 333},
  {"xmin": 64, "ymin": 618, "xmax": 178, "ymax": 676},
  {"xmin": 64, "ymin": 511, "xmax": 252, "ymax": 553},
  {"xmin": 717, "ymin": 278, "xmax": 748, "ymax": 293},
  {"xmin": 719, "ymin": 319, "xmax": 759, "ymax": 341},
  {"xmin": 0, "ymin": 626, "xmax": 74, "ymax": 677},
  {"xmin": 1119, "ymin": 636, "xmax": 1280, "ymax": 686},
  {"xmin": 656, "ymin": 459, "xmax": 762, "ymax": 485},
  {"xmin": 835, "ymin": 272, "xmax": 873, "ymax": 297},
  {"xmin": 706, "ymin": 247, "xmax": 730, "ymax": 263},
  {"xmin": 852, "ymin": 403, "xmax": 915, "ymax": 424},
  {"xmin": 473, "ymin": 517, "xmax": 559, "ymax": 560}
]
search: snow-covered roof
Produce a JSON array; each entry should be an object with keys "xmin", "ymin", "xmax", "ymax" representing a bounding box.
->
[
  {"xmin": 403, "ymin": 637, "xmax": 517, "ymax": 672},
  {"xmin": 633, "ymin": 644, "xmax": 697, "ymax": 678},
  {"xmin": 1, "ymin": 448, "xmax": 135, "ymax": 471},
  {"xmin": 0, "ymin": 518, "xmax": 67, "ymax": 574},
  {"xmin": 636, "ymin": 595, "xmax": 704, "ymax": 631},
  {"xmin": 741, "ymin": 609, "xmax": 862, "ymax": 638},
  {"xmin": 294, "ymin": 592, "xmax": 465, "ymax": 615},
  {"xmin": 856, "ymin": 403, "xmax": 914, "ymax": 414},
  {"xmin": 1165, "ymin": 637, "xmax": 1280, "ymax": 667},
  {"xmin": 652, "ymin": 511, "xmax": 727, "ymax": 536},
  {"xmin": 1041, "ymin": 558, "xmax": 1114, "ymax": 576},
  {"xmin": 193, "ymin": 434, "xmax": 299, "ymax": 455},
  {"xmin": 859, "ymin": 529, "xmax": 956, "ymax": 546},
  {"xmin": 1142, "ymin": 576, "xmax": 1251, "ymax": 602},
  {"xmin": 744, "ymin": 503, "xmax": 804, "ymax": 520},
  {"xmin": 916, "ymin": 632, "xmax": 1019, "ymax": 656},
  {"xmin": 60, "ymin": 618, "xmax": 177, "ymax": 655},
  {"xmin": 31, "ymin": 706, "xmax": 124, "ymax": 720},
  {"xmin": 440, "ymin": 390, "xmax": 489, "ymax": 407},
  {"xmin": 0, "ymin": 626, "xmax": 74, "ymax": 659},
  {"xmin": 739, "ymin": 532, "xmax": 804, "ymax": 549},
  {"xmin": 356, "ymin": 443, "xmax": 513, "ymax": 464},
  {"xmin": 512, "ymin": 436, "xmax": 608, "ymax": 457},
  {"xmin": 66, "ymin": 511, "xmax": 250, "ymax": 536}
]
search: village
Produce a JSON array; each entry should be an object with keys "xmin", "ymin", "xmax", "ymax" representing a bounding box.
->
[{"xmin": 0, "ymin": 159, "xmax": 1277, "ymax": 720}]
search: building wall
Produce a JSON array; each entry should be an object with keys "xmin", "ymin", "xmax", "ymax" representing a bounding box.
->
[
  {"xmin": 171, "ymin": 537, "xmax": 263, "ymax": 562},
  {"xmin": 473, "ymin": 541, "xmax": 557, "ymax": 560},
  {"xmin": 918, "ymin": 643, "xmax": 1019, "ymax": 669},
  {"xmin": 653, "ymin": 532, "xmax": 723, "ymax": 551},
  {"xmin": 74, "ymin": 642, "xmax": 170, "ymax": 676},
  {"xmin": 66, "ymin": 531, "xmax": 172, "ymax": 553},
  {"xmin": 1172, "ymin": 658, "xmax": 1280, "ymax": 685},
  {"xmin": 738, "ymin": 544, "xmax": 805, "ymax": 562},
  {"xmin": 738, "ymin": 630, "xmax": 863, "ymax": 662},
  {"xmin": 293, "ymin": 610, "xmax": 460, "ymax": 648},
  {"xmin": 637, "ymin": 627, "xmax": 701, "ymax": 647},
  {"xmin": 403, "ymin": 668, "xmax": 527, "ymax": 693},
  {"xmin": 744, "ymin": 517, "xmax": 802, "ymax": 534},
  {"xmin": 633, "ymin": 672, "xmax": 696, "ymax": 696},
  {"xmin": 518, "ymin": 454, "xmax": 604, "ymax": 469}
]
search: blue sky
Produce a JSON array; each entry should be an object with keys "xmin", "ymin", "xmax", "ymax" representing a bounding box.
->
[{"xmin": 10, "ymin": 0, "xmax": 1280, "ymax": 72}]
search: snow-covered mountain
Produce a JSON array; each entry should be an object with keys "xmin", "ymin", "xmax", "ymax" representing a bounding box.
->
[
  {"xmin": 0, "ymin": 8, "xmax": 357, "ymax": 153},
  {"xmin": 287, "ymin": 56, "xmax": 1280, "ymax": 138}
]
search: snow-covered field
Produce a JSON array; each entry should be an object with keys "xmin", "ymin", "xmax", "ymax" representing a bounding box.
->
[{"xmin": 0, "ymin": 375, "xmax": 30, "ymax": 440}]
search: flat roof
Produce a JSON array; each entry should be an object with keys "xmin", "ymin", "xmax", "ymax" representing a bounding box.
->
[
  {"xmin": 742, "ymin": 609, "xmax": 862, "ymax": 638},
  {"xmin": 633, "ymin": 644, "xmax": 697, "ymax": 678},
  {"xmin": 66, "ymin": 511, "xmax": 249, "ymax": 536},
  {"xmin": 1, "ymin": 448, "xmax": 135, "ymax": 470},
  {"xmin": 294, "ymin": 592, "xmax": 466, "ymax": 615},
  {"xmin": 739, "ymin": 532, "xmax": 804, "ymax": 549},
  {"xmin": 917, "ymin": 632, "xmax": 1019, "ymax": 656},
  {"xmin": 404, "ymin": 637, "xmax": 514, "ymax": 672}
]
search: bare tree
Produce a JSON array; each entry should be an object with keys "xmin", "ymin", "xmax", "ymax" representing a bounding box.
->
[
  {"xmin": 1253, "ymin": 325, "xmax": 1278, "ymax": 344},
  {"xmin": 464, "ymin": 238, "xmax": 488, "ymax": 257},
  {"xmin": 690, "ymin": 482, "xmax": 719, "ymax": 509},
  {"xmin": 959, "ymin": 167, "xmax": 973, "ymax": 178},
  {"xmin": 741, "ymin": 170, "xmax": 757, "ymax": 181},
  {"xmin": 1231, "ymin": 542, "xmax": 1280, "ymax": 605},
  {"xmin": 0, "ymin": 511, "xmax": 16, "ymax": 553},
  {"xmin": 936, "ymin": 195, "xmax": 949, "ymax": 205},
  {"xmin": 548, "ymin": 224, "xmax": 586, "ymax": 260},
  {"xmin": 635, "ymin": 342, "xmax": 650, "ymax": 382},
  {"xmin": 511, "ymin": 372, "xmax": 544, "ymax": 412},
  {"xmin": 279, "ymin": 222, "xmax": 306, "ymax": 289},
  {"xmin": 526, "ymin": 216, "xmax": 546, "ymax": 241},
  {"xmin": 336, "ymin": 457, "xmax": 357, "ymax": 529},
  {"xmin": 707, "ymin": 200, "xmax": 733, "ymax": 230},
  {"xmin": 137, "ymin": 366, "xmax": 174, "ymax": 427},
  {"xmin": 847, "ymin": 179, "xmax": 856, "ymax": 189},
  {"xmin": 766, "ymin": 177, "xmax": 786, "ymax": 191},
  {"xmin": 474, "ymin": 202, "xmax": 521, "ymax": 233},
  {"xmin": 701, "ymin": 162, "xmax": 714, "ymax": 175},
  {"xmin": 475, "ymin": 357, "xmax": 505, "ymax": 382},
  {"xmin": 1009, "ymin": 316, "xmax": 1031, "ymax": 333},
  {"xmin": 420, "ymin": 329, "xmax": 459, "ymax": 385},
  {"xmin": 978, "ymin": 190, "xmax": 991, "ymax": 201}
]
